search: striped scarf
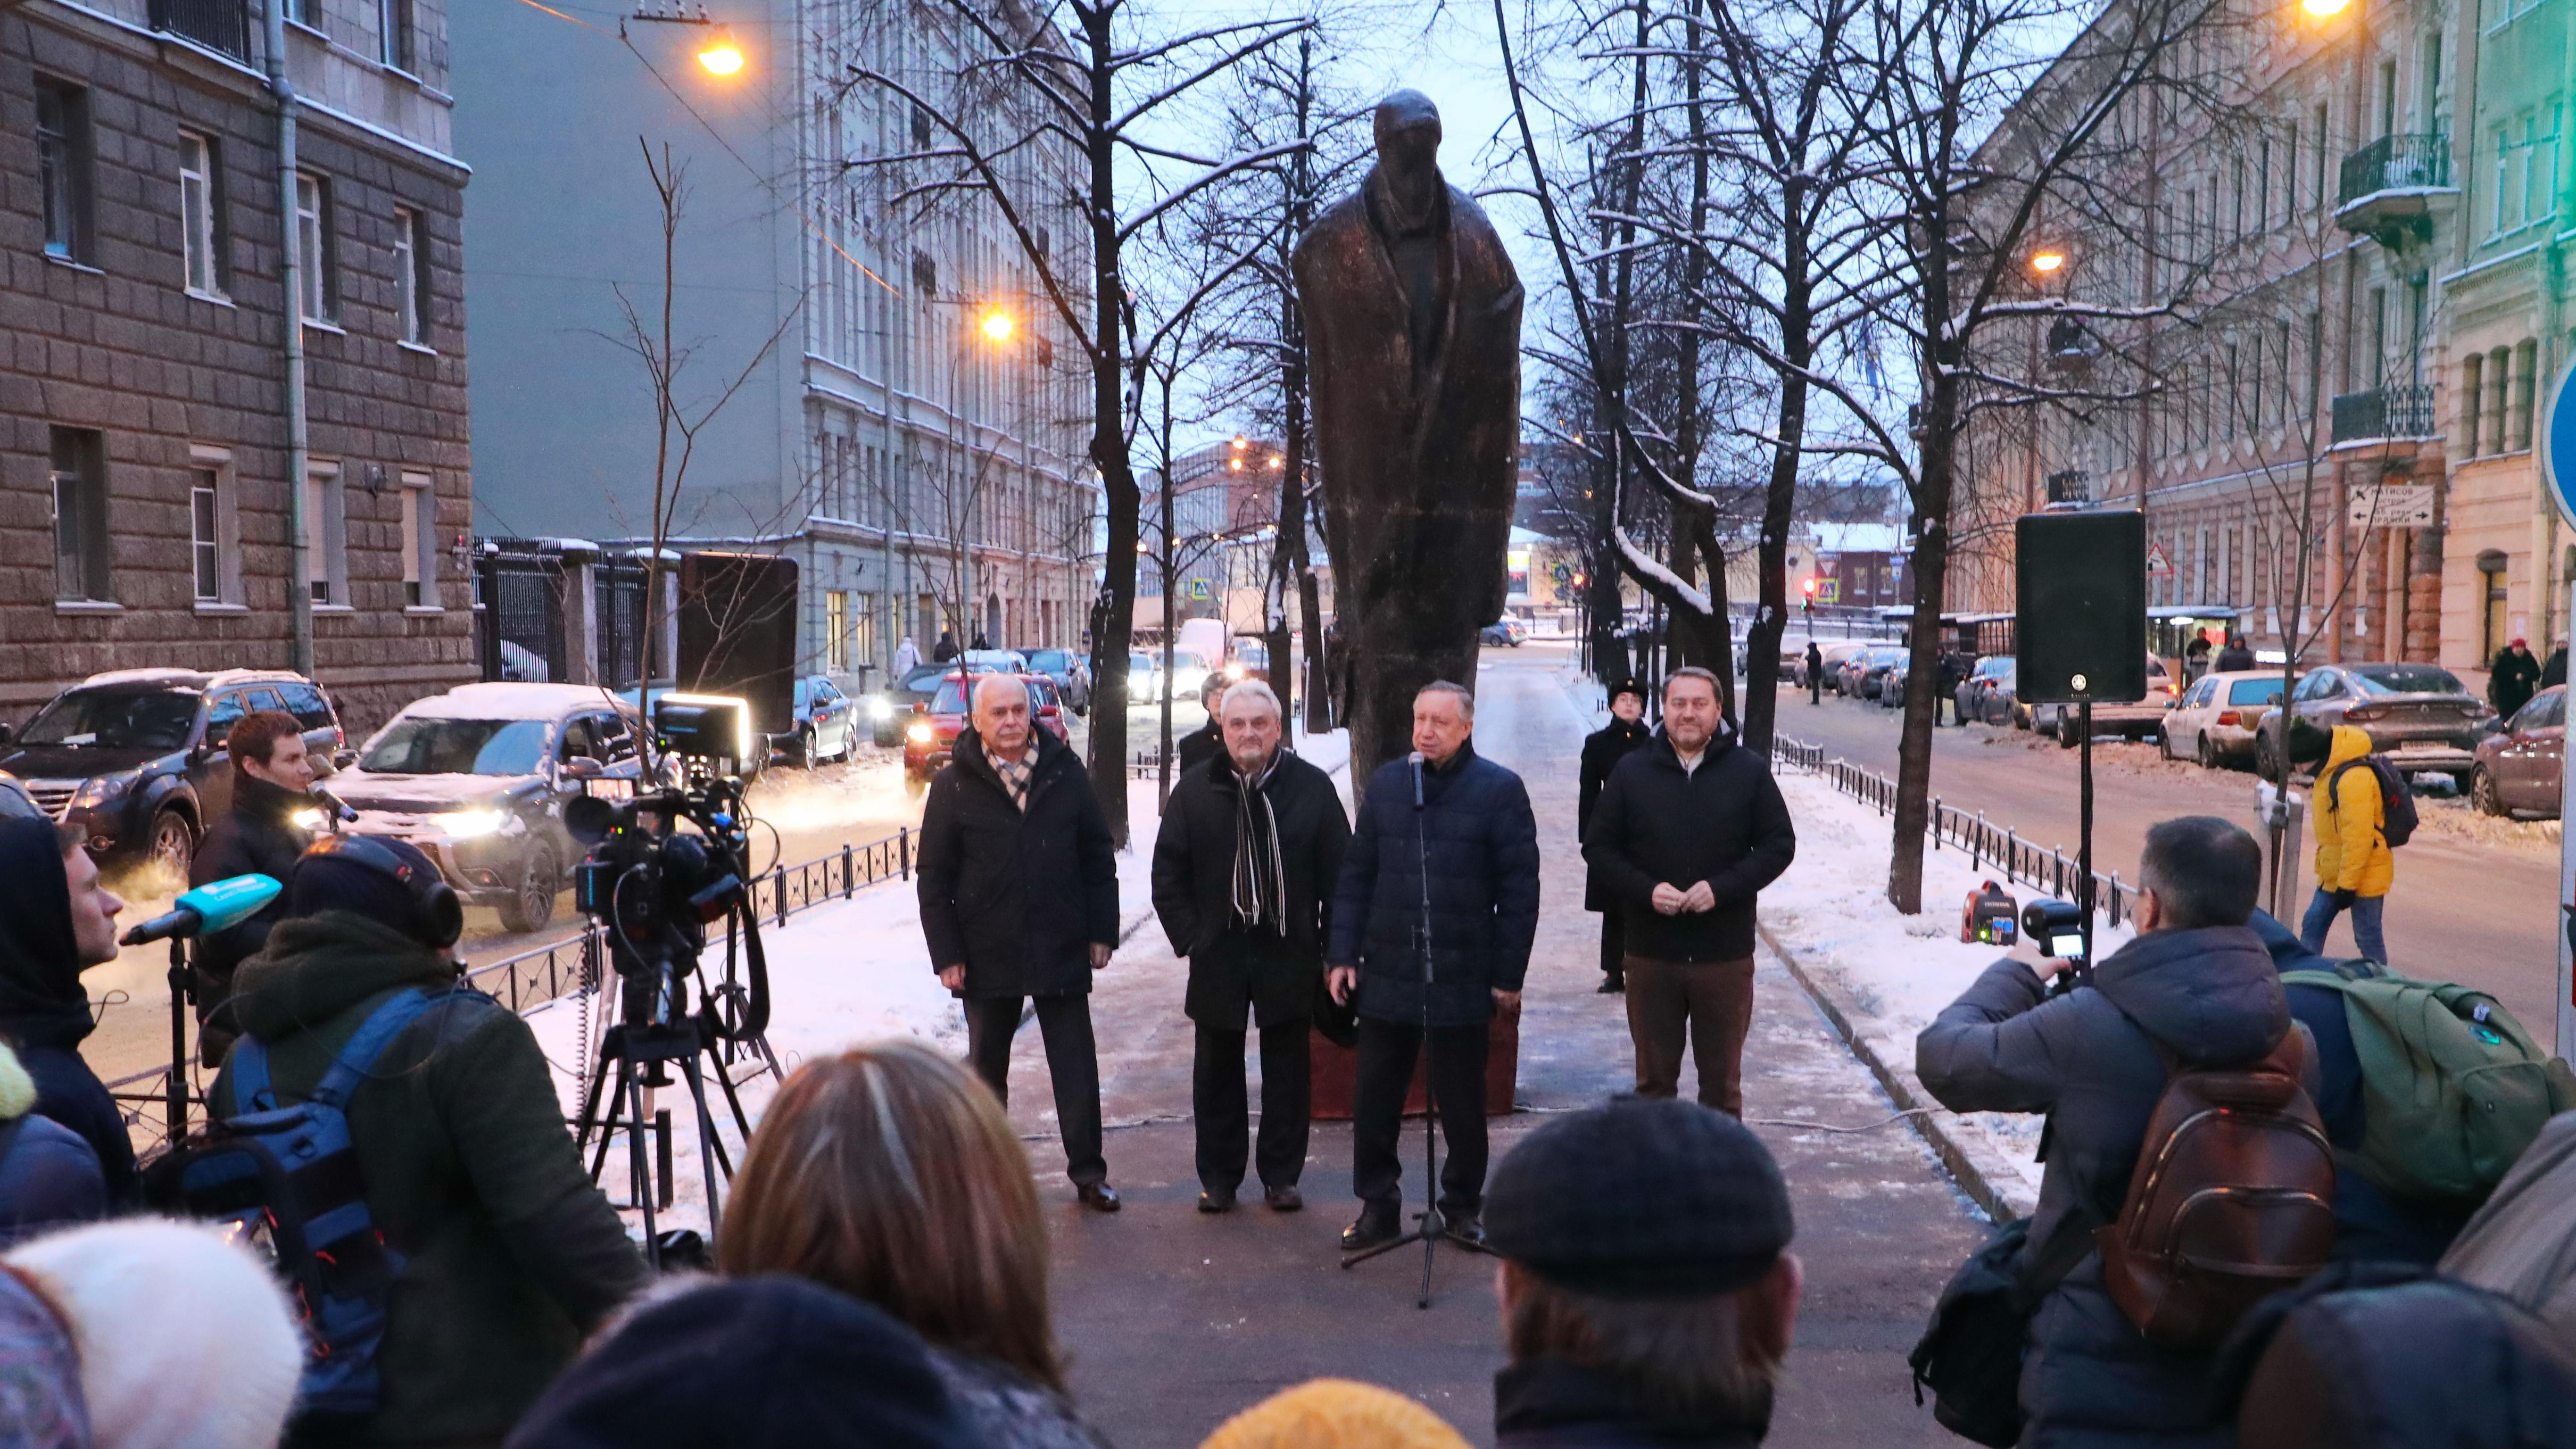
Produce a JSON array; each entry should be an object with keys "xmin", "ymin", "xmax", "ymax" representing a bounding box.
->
[
  {"xmin": 1230, "ymin": 752, "xmax": 1288, "ymax": 935},
  {"xmin": 992, "ymin": 745, "xmax": 1038, "ymax": 810}
]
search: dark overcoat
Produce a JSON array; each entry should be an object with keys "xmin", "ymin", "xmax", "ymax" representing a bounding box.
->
[
  {"xmin": 1150, "ymin": 750, "xmax": 1351, "ymax": 1028},
  {"xmin": 1328, "ymin": 746, "xmax": 1539, "ymax": 1027},
  {"xmin": 917, "ymin": 726, "xmax": 1120, "ymax": 999},
  {"xmin": 1576, "ymin": 717, "xmax": 1651, "ymax": 913}
]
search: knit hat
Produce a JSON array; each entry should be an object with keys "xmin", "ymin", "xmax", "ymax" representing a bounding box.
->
[
  {"xmin": 1198, "ymin": 1379, "xmax": 1471, "ymax": 1449},
  {"xmin": 503, "ymin": 1276, "xmax": 972, "ymax": 1449},
  {"xmin": 1486, "ymin": 1097, "xmax": 1794, "ymax": 1299},
  {"xmin": 287, "ymin": 834, "xmax": 460, "ymax": 949},
  {"xmin": 5, "ymin": 1219, "xmax": 302, "ymax": 1449}
]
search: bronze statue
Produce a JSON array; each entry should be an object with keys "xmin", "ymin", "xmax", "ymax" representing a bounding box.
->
[{"xmin": 1292, "ymin": 90, "xmax": 1523, "ymax": 784}]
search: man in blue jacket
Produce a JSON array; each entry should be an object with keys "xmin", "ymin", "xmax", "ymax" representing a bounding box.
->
[{"xmin": 1328, "ymin": 681, "xmax": 1540, "ymax": 1254}]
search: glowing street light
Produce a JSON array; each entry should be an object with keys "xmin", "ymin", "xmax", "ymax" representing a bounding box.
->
[
  {"xmin": 2300, "ymin": 0, "xmax": 2349, "ymax": 16},
  {"xmin": 1230, "ymin": 436, "xmax": 1249, "ymax": 451},
  {"xmin": 697, "ymin": 36, "xmax": 745, "ymax": 75},
  {"xmin": 2028, "ymin": 249, "xmax": 2068, "ymax": 275},
  {"xmin": 981, "ymin": 310, "xmax": 1014, "ymax": 342}
]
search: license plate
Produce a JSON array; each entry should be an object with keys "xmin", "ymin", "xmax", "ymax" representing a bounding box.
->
[{"xmin": 2393, "ymin": 741, "xmax": 2446, "ymax": 754}]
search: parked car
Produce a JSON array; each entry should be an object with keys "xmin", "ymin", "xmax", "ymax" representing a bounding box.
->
[
  {"xmin": 1128, "ymin": 650, "xmax": 1165, "ymax": 705},
  {"xmin": 0, "ymin": 668, "xmax": 349, "ymax": 876},
  {"xmin": 902, "ymin": 673, "xmax": 1067, "ymax": 793},
  {"xmin": 784, "ymin": 674, "xmax": 859, "ymax": 767},
  {"xmin": 2029, "ymin": 655, "xmax": 2177, "ymax": 747},
  {"xmin": 1225, "ymin": 640, "xmax": 1271, "ymax": 683},
  {"xmin": 1479, "ymin": 617, "xmax": 1528, "ymax": 647},
  {"xmin": 2253, "ymin": 661, "xmax": 2491, "ymax": 786},
  {"xmin": 334, "ymin": 683, "xmax": 651, "ymax": 933},
  {"xmin": 1958, "ymin": 655, "xmax": 2015, "ymax": 725},
  {"xmin": 1879, "ymin": 656, "xmax": 1912, "ymax": 709},
  {"xmin": 0, "ymin": 773, "xmax": 42, "ymax": 822},
  {"xmin": 2472, "ymin": 685, "xmax": 2564, "ymax": 818},
  {"xmin": 1801, "ymin": 640, "xmax": 1871, "ymax": 689},
  {"xmin": 2161, "ymin": 670, "xmax": 2294, "ymax": 769},
  {"xmin": 1839, "ymin": 644, "xmax": 1907, "ymax": 699},
  {"xmin": 1024, "ymin": 648, "xmax": 1092, "ymax": 714}
]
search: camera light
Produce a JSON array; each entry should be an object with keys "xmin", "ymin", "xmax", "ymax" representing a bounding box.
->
[
  {"xmin": 431, "ymin": 807, "xmax": 509, "ymax": 839},
  {"xmin": 290, "ymin": 807, "xmax": 328, "ymax": 832}
]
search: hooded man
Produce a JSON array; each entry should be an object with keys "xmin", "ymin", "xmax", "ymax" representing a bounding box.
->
[
  {"xmin": 212, "ymin": 834, "xmax": 646, "ymax": 1446},
  {"xmin": 2215, "ymin": 634, "xmax": 2258, "ymax": 672},
  {"xmin": 2302, "ymin": 724, "xmax": 2392, "ymax": 964},
  {"xmin": 189, "ymin": 708, "xmax": 314, "ymax": 1064},
  {"xmin": 0, "ymin": 820, "xmax": 133, "ymax": 1207},
  {"xmin": 894, "ymin": 635, "xmax": 923, "ymax": 676},
  {"xmin": 1578, "ymin": 682, "xmax": 1655, "ymax": 995}
]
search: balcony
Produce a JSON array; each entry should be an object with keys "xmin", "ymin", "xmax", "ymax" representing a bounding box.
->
[
  {"xmin": 149, "ymin": 0, "xmax": 252, "ymax": 58},
  {"xmin": 2330, "ymin": 384, "xmax": 2438, "ymax": 445},
  {"xmin": 2334, "ymin": 135, "xmax": 2455, "ymax": 248},
  {"xmin": 2045, "ymin": 318, "xmax": 2098, "ymax": 373},
  {"xmin": 2044, "ymin": 468, "xmax": 2091, "ymax": 505}
]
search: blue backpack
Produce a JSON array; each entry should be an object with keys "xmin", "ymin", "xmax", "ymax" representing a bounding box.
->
[{"xmin": 153, "ymin": 988, "xmax": 459, "ymax": 1421}]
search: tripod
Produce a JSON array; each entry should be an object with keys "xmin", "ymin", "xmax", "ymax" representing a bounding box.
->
[
  {"xmin": 1342, "ymin": 752, "xmax": 1489, "ymax": 1307},
  {"xmin": 572, "ymin": 958, "xmax": 767, "ymax": 1268}
]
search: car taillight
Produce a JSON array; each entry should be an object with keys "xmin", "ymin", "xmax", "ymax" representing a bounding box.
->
[
  {"xmin": 2346, "ymin": 705, "xmax": 2382, "ymax": 723},
  {"xmin": 2216, "ymin": 711, "xmax": 2240, "ymax": 726}
]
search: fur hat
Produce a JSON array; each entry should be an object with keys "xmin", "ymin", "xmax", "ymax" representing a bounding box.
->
[
  {"xmin": 1198, "ymin": 1380, "xmax": 1471, "ymax": 1449},
  {"xmin": 6, "ymin": 1220, "xmax": 302, "ymax": 1449}
]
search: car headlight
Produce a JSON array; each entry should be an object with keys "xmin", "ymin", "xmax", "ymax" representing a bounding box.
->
[
  {"xmin": 867, "ymin": 698, "xmax": 894, "ymax": 721},
  {"xmin": 1224, "ymin": 662, "xmax": 1246, "ymax": 680},
  {"xmin": 290, "ymin": 807, "xmax": 328, "ymax": 832},
  {"xmin": 69, "ymin": 771, "xmax": 139, "ymax": 811},
  {"xmin": 906, "ymin": 721, "xmax": 935, "ymax": 744},
  {"xmin": 429, "ymin": 807, "xmax": 509, "ymax": 839}
]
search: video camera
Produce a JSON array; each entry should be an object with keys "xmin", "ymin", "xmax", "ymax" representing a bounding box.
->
[
  {"xmin": 564, "ymin": 775, "xmax": 766, "ymax": 1043},
  {"xmin": 2022, "ymin": 898, "xmax": 2091, "ymax": 979}
]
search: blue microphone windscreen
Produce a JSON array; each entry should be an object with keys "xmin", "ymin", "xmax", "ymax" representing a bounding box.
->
[{"xmin": 174, "ymin": 874, "xmax": 283, "ymax": 934}]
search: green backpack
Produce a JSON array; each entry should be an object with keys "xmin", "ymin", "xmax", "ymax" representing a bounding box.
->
[{"xmin": 2281, "ymin": 962, "xmax": 2576, "ymax": 1202}]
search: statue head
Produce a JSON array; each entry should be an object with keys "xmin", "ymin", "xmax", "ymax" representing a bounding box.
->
[{"xmin": 1373, "ymin": 90, "xmax": 1443, "ymax": 217}]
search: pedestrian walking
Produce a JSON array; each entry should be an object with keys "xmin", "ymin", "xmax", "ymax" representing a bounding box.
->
[
  {"xmin": 1582, "ymin": 668, "xmax": 1795, "ymax": 1115},
  {"xmin": 1804, "ymin": 642, "xmax": 1824, "ymax": 706},
  {"xmin": 212, "ymin": 834, "xmax": 648, "ymax": 1446},
  {"xmin": 2301, "ymin": 724, "xmax": 2393, "ymax": 964},
  {"xmin": 2215, "ymin": 633, "xmax": 2257, "ymax": 672},
  {"xmin": 1917, "ymin": 816, "xmax": 2299, "ymax": 1446},
  {"xmin": 933, "ymin": 630, "xmax": 962, "ymax": 664},
  {"xmin": 2545, "ymin": 639, "xmax": 2569, "ymax": 691},
  {"xmin": 1153, "ymin": 680, "xmax": 1349, "ymax": 1214},
  {"xmin": 0, "ymin": 821, "xmax": 135, "ymax": 1207},
  {"xmin": 1485, "ymin": 1098, "xmax": 1802, "ymax": 1449},
  {"xmin": 188, "ymin": 709, "xmax": 313, "ymax": 1065},
  {"xmin": 1934, "ymin": 647, "xmax": 1967, "ymax": 726},
  {"xmin": 895, "ymin": 635, "xmax": 923, "ymax": 676},
  {"xmin": 1328, "ymin": 682, "xmax": 1539, "ymax": 1254},
  {"xmin": 918, "ymin": 674, "xmax": 1123, "ymax": 1212},
  {"xmin": 714, "ymin": 1042, "xmax": 1112, "ymax": 1449},
  {"xmin": 2185, "ymin": 633, "xmax": 2213, "ymax": 681},
  {"xmin": 1177, "ymin": 675, "xmax": 1230, "ymax": 775},
  {"xmin": 2492, "ymin": 637, "xmax": 2542, "ymax": 721},
  {"xmin": 1578, "ymin": 682, "xmax": 1652, "ymax": 996}
]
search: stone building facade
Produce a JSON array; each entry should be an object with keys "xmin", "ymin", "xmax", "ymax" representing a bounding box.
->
[{"xmin": 1, "ymin": 0, "xmax": 475, "ymax": 733}]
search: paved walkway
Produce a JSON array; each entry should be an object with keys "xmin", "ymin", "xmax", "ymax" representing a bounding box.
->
[{"xmin": 985, "ymin": 647, "xmax": 1987, "ymax": 1447}]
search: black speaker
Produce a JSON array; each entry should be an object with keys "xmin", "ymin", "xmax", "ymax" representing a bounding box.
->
[{"xmin": 2017, "ymin": 510, "xmax": 2146, "ymax": 705}]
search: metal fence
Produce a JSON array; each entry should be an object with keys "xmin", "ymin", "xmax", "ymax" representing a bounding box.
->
[{"xmin": 1776, "ymin": 735, "xmax": 2141, "ymax": 928}]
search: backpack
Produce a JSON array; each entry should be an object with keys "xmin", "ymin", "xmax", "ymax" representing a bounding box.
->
[
  {"xmin": 2094, "ymin": 1029, "xmax": 2339, "ymax": 1353},
  {"xmin": 2327, "ymin": 755, "xmax": 2418, "ymax": 848},
  {"xmin": 2280, "ymin": 962, "xmax": 2576, "ymax": 1202},
  {"xmin": 145, "ymin": 988, "xmax": 458, "ymax": 1422}
]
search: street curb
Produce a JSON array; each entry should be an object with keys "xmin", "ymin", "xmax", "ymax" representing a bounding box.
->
[{"xmin": 1760, "ymin": 922, "xmax": 2020, "ymax": 1225}]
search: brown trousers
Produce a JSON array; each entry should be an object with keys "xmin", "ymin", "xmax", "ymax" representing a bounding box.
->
[{"xmin": 1623, "ymin": 954, "xmax": 1755, "ymax": 1115}]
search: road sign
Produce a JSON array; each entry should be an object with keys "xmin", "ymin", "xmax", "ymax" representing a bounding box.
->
[
  {"xmin": 1815, "ymin": 578, "xmax": 1840, "ymax": 603},
  {"xmin": 2146, "ymin": 542, "xmax": 2175, "ymax": 578},
  {"xmin": 1186, "ymin": 578, "xmax": 1212, "ymax": 600},
  {"xmin": 1551, "ymin": 561, "xmax": 1573, "ymax": 584},
  {"xmin": 2545, "ymin": 355, "xmax": 2576, "ymax": 532},
  {"xmin": 2346, "ymin": 483, "xmax": 2436, "ymax": 528}
]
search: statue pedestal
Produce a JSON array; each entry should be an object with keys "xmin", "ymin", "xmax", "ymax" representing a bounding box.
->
[{"xmin": 1308, "ymin": 1004, "xmax": 1520, "ymax": 1120}]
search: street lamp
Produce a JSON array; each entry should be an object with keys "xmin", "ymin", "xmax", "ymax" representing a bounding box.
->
[
  {"xmin": 981, "ymin": 309, "xmax": 1014, "ymax": 343},
  {"xmin": 695, "ymin": 32, "xmax": 744, "ymax": 74},
  {"xmin": 2299, "ymin": 0, "xmax": 2349, "ymax": 16},
  {"xmin": 2028, "ymin": 248, "xmax": 2068, "ymax": 275}
]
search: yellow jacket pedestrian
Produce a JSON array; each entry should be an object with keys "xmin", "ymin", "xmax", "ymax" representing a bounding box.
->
[{"xmin": 2311, "ymin": 724, "xmax": 2394, "ymax": 898}]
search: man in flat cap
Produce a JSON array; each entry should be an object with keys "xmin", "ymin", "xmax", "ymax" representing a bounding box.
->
[{"xmin": 1484, "ymin": 1097, "xmax": 1802, "ymax": 1448}]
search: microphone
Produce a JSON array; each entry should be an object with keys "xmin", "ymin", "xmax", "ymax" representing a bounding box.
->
[
  {"xmin": 310, "ymin": 785, "xmax": 359, "ymax": 823},
  {"xmin": 1410, "ymin": 750, "xmax": 1425, "ymax": 809},
  {"xmin": 120, "ymin": 874, "xmax": 283, "ymax": 947}
]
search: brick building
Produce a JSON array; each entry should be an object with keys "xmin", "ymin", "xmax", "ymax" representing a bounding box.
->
[{"xmin": 1, "ymin": 0, "xmax": 475, "ymax": 733}]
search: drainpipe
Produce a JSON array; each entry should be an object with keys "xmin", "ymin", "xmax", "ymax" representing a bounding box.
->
[{"xmin": 264, "ymin": 0, "xmax": 313, "ymax": 675}]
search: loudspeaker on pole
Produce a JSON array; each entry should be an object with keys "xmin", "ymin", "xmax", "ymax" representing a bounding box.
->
[{"xmin": 2017, "ymin": 510, "xmax": 2147, "ymax": 705}]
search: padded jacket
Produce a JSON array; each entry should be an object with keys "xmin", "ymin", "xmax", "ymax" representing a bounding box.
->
[
  {"xmin": 1581, "ymin": 731, "xmax": 1795, "ymax": 963},
  {"xmin": 1329, "ymin": 746, "xmax": 1539, "ymax": 1027},
  {"xmin": 917, "ymin": 727, "xmax": 1120, "ymax": 999},
  {"xmin": 2310, "ymin": 725, "xmax": 2393, "ymax": 898}
]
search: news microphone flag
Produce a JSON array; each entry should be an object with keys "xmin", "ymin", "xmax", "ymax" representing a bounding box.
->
[{"xmin": 119, "ymin": 873, "xmax": 282, "ymax": 947}]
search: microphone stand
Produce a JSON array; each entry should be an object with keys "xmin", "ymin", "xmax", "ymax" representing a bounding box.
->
[
  {"xmin": 1343, "ymin": 750, "xmax": 1488, "ymax": 1307},
  {"xmin": 165, "ymin": 937, "xmax": 195, "ymax": 1141}
]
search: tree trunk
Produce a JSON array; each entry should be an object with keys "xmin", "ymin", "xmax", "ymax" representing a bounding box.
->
[
  {"xmin": 1740, "ymin": 212, "xmax": 1812, "ymax": 759},
  {"xmin": 1080, "ymin": 10, "xmax": 1137, "ymax": 847},
  {"xmin": 1887, "ymin": 359, "xmax": 1958, "ymax": 915}
]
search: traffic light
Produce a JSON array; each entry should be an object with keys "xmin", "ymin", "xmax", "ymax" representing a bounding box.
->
[{"xmin": 1801, "ymin": 577, "xmax": 1817, "ymax": 612}]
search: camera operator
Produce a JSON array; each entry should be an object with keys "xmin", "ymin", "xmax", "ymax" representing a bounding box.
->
[
  {"xmin": 918, "ymin": 674, "xmax": 1123, "ymax": 1212},
  {"xmin": 0, "ymin": 819, "xmax": 135, "ymax": 1207},
  {"xmin": 213, "ymin": 834, "xmax": 645, "ymax": 1448},
  {"xmin": 189, "ymin": 709, "xmax": 315, "ymax": 1064}
]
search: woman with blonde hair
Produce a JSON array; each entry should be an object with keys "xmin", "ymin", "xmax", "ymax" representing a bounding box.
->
[{"xmin": 720, "ymin": 1040, "xmax": 1109, "ymax": 1449}]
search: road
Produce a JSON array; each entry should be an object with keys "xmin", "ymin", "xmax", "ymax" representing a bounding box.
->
[
  {"xmin": 1771, "ymin": 684, "xmax": 2564, "ymax": 1031},
  {"xmin": 1027, "ymin": 643, "xmax": 1982, "ymax": 1446}
]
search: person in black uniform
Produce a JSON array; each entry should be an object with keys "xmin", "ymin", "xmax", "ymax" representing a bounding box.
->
[
  {"xmin": 1804, "ymin": 642, "xmax": 1824, "ymax": 706},
  {"xmin": 1579, "ymin": 682, "xmax": 1652, "ymax": 994}
]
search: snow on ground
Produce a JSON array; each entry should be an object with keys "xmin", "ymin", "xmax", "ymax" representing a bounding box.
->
[{"xmin": 525, "ymin": 726, "xmax": 1351, "ymax": 1240}]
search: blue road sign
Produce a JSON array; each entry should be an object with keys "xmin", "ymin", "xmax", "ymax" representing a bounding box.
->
[{"xmin": 2545, "ymin": 355, "xmax": 2576, "ymax": 531}]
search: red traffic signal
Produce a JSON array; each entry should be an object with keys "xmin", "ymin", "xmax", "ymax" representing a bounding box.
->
[{"xmin": 1801, "ymin": 577, "xmax": 1818, "ymax": 598}]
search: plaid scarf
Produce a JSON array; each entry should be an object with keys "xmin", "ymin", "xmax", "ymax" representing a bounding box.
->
[
  {"xmin": 991, "ymin": 744, "xmax": 1039, "ymax": 810},
  {"xmin": 1229, "ymin": 752, "xmax": 1288, "ymax": 935}
]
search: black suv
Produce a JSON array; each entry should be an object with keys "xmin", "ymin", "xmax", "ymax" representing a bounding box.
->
[{"xmin": 0, "ymin": 669, "xmax": 347, "ymax": 877}]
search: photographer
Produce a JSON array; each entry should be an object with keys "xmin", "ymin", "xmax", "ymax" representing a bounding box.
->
[
  {"xmin": 0, "ymin": 819, "xmax": 135, "ymax": 1207},
  {"xmin": 213, "ymin": 835, "xmax": 645, "ymax": 1447},
  {"xmin": 189, "ymin": 708, "xmax": 314, "ymax": 1064},
  {"xmin": 918, "ymin": 674, "xmax": 1123, "ymax": 1212}
]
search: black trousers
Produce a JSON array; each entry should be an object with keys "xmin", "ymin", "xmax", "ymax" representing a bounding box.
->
[
  {"xmin": 963, "ymin": 993, "xmax": 1105, "ymax": 1187},
  {"xmin": 1352, "ymin": 1016, "xmax": 1488, "ymax": 1216},
  {"xmin": 1194, "ymin": 1021, "xmax": 1310, "ymax": 1193},
  {"xmin": 1597, "ymin": 904, "xmax": 1626, "ymax": 981}
]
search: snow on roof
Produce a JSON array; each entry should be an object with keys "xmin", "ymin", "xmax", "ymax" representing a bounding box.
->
[
  {"xmin": 404, "ymin": 682, "xmax": 629, "ymax": 719},
  {"xmin": 1810, "ymin": 521, "xmax": 1906, "ymax": 553}
]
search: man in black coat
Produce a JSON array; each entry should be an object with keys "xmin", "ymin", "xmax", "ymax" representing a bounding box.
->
[
  {"xmin": 2546, "ymin": 639, "xmax": 2569, "ymax": 691},
  {"xmin": 918, "ymin": 675, "xmax": 1123, "ymax": 1211},
  {"xmin": 188, "ymin": 708, "xmax": 314, "ymax": 1065},
  {"xmin": 1934, "ymin": 648, "xmax": 1968, "ymax": 726},
  {"xmin": 1328, "ymin": 681, "xmax": 1540, "ymax": 1253},
  {"xmin": 1175, "ymin": 675, "xmax": 1229, "ymax": 775},
  {"xmin": 1578, "ymin": 681, "xmax": 1652, "ymax": 995},
  {"xmin": 1804, "ymin": 642, "xmax": 1824, "ymax": 705},
  {"xmin": 1584, "ymin": 668, "xmax": 1795, "ymax": 1115},
  {"xmin": 2215, "ymin": 633, "xmax": 2258, "ymax": 672},
  {"xmin": 1152, "ymin": 680, "xmax": 1350, "ymax": 1213},
  {"xmin": 2493, "ymin": 637, "xmax": 2542, "ymax": 721},
  {"xmin": 0, "ymin": 819, "xmax": 136, "ymax": 1206}
]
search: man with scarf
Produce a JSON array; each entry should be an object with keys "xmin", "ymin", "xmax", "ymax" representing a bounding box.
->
[
  {"xmin": 1154, "ymin": 680, "xmax": 1350, "ymax": 1213},
  {"xmin": 189, "ymin": 708, "xmax": 314, "ymax": 1064},
  {"xmin": 0, "ymin": 819, "xmax": 134, "ymax": 1206}
]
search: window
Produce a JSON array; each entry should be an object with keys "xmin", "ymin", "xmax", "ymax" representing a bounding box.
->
[
  {"xmin": 190, "ymin": 471, "xmax": 220, "ymax": 602},
  {"xmin": 855, "ymin": 592, "xmax": 877, "ymax": 666},
  {"xmin": 825, "ymin": 590, "xmax": 849, "ymax": 671},
  {"xmin": 912, "ymin": 249, "xmax": 937, "ymax": 297},
  {"xmin": 2463, "ymin": 352, "xmax": 2484, "ymax": 454},
  {"xmin": 2313, "ymin": 104, "xmax": 2330, "ymax": 210},
  {"xmin": 380, "ymin": 0, "xmax": 415, "ymax": 71},
  {"xmin": 294, "ymin": 172, "xmax": 335, "ymax": 323},
  {"xmin": 180, "ymin": 133, "xmax": 225, "ymax": 296},
  {"xmin": 400, "ymin": 473, "xmax": 434, "ymax": 607},
  {"xmin": 393, "ymin": 206, "xmax": 427, "ymax": 343},
  {"xmin": 49, "ymin": 428, "xmax": 109, "ymax": 603},
  {"xmin": 2490, "ymin": 346, "xmax": 2512, "ymax": 453},
  {"xmin": 2513, "ymin": 339, "xmax": 2538, "ymax": 450},
  {"xmin": 2494, "ymin": 127, "xmax": 2514, "ymax": 234},
  {"xmin": 304, "ymin": 463, "xmax": 344, "ymax": 605},
  {"xmin": 35, "ymin": 80, "xmax": 93, "ymax": 263}
]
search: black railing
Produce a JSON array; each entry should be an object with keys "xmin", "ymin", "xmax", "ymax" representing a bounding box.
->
[
  {"xmin": 2330, "ymin": 383, "xmax": 2439, "ymax": 443},
  {"xmin": 149, "ymin": 0, "xmax": 252, "ymax": 60},
  {"xmin": 2337, "ymin": 134, "xmax": 2450, "ymax": 206}
]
